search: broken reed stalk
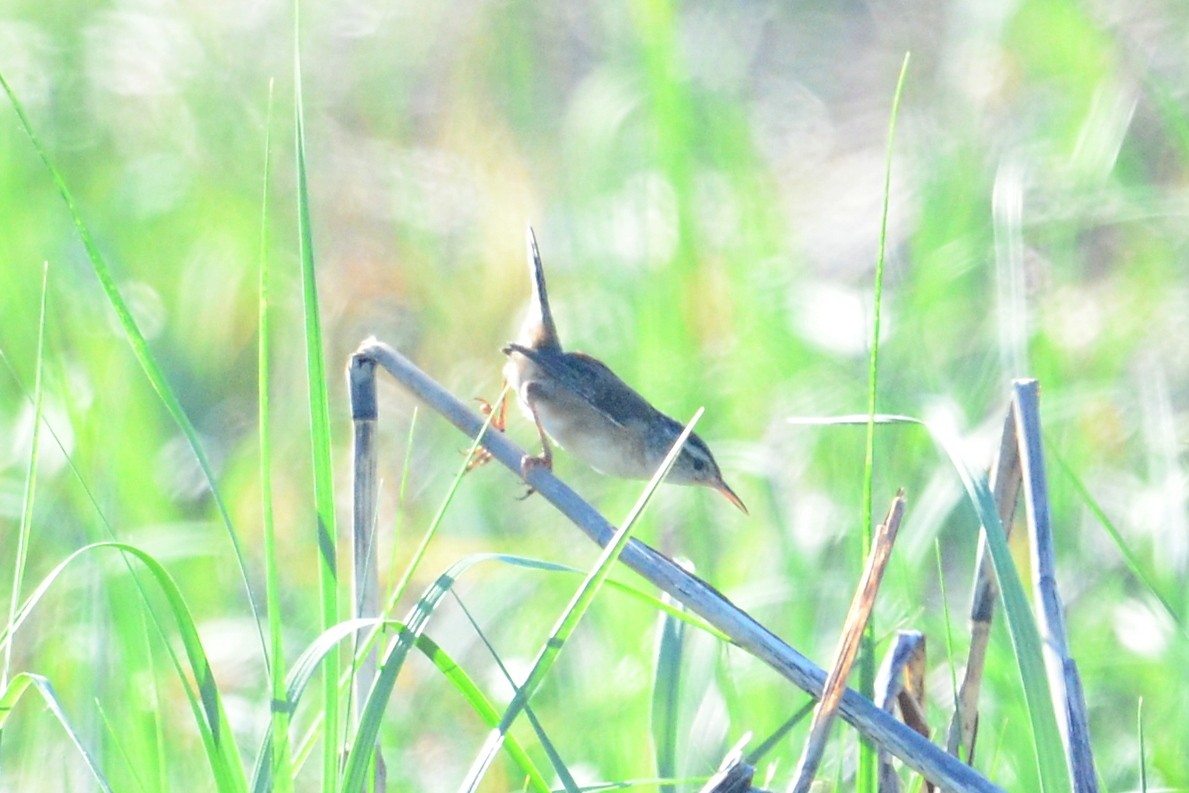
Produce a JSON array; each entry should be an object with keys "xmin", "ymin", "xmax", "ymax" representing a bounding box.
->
[
  {"xmin": 347, "ymin": 354, "xmax": 386, "ymax": 788},
  {"xmin": 1012, "ymin": 381, "xmax": 1098, "ymax": 792},
  {"xmin": 944, "ymin": 379, "xmax": 1097, "ymax": 791},
  {"xmin": 876, "ymin": 631, "xmax": 931, "ymax": 793},
  {"xmin": 946, "ymin": 401, "xmax": 1024, "ymax": 761},
  {"xmin": 347, "ymin": 338, "xmax": 1004, "ymax": 793},
  {"xmin": 789, "ymin": 491, "xmax": 906, "ymax": 793},
  {"xmin": 697, "ymin": 734, "xmax": 759, "ymax": 793}
]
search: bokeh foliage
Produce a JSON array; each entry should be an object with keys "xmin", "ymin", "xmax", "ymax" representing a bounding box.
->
[{"xmin": 2, "ymin": 0, "xmax": 1187, "ymax": 790}]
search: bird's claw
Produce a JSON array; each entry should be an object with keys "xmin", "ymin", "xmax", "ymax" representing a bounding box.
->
[
  {"xmin": 465, "ymin": 396, "xmax": 507, "ymax": 471},
  {"xmin": 514, "ymin": 453, "xmax": 552, "ymax": 500}
]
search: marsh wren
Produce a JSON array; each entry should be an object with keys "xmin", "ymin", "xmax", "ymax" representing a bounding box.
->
[{"xmin": 494, "ymin": 227, "xmax": 747, "ymax": 514}]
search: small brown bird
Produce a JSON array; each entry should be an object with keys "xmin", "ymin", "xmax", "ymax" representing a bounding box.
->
[{"xmin": 496, "ymin": 227, "xmax": 747, "ymax": 514}]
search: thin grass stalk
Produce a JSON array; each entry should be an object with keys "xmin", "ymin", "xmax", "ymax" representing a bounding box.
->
[
  {"xmin": 1137, "ymin": 698, "xmax": 1146, "ymax": 793},
  {"xmin": 992, "ymin": 161, "xmax": 1028, "ymax": 379},
  {"xmin": 95, "ymin": 695, "xmax": 152, "ymax": 790},
  {"xmin": 0, "ymin": 673, "xmax": 114, "ymax": 791},
  {"xmin": 1012, "ymin": 382, "xmax": 1098, "ymax": 791},
  {"xmin": 256, "ymin": 79, "xmax": 293, "ymax": 792},
  {"xmin": 3, "ymin": 543, "xmax": 248, "ymax": 790},
  {"xmin": 352, "ymin": 338, "xmax": 1003, "ymax": 793},
  {"xmin": 1050, "ymin": 448, "xmax": 1183, "ymax": 634},
  {"xmin": 2, "ymin": 264, "xmax": 46, "ymax": 697},
  {"xmin": 746, "ymin": 701, "xmax": 814, "ymax": 779},
  {"xmin": 652, "ymin": 592, "xmax": 685, "ymax": 793},
  {"xmin": 860, "ymin": 51, "xmax": 912, "ymax": 792},
  {"xmin": 414, "ymin": 632, "xmax": 555, "ymax": 788},
  {"xmin": 451, "ymin": 592, "xmax": 577, "ymax": 788},
  {"xmin": 935, "ymin": 540, "xmax": 961, "ymax": 749},
  {"xmin": 292, "ymin": 11, "xmax": 341, "ymax": 787}
]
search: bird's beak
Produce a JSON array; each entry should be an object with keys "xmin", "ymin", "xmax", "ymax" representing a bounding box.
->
[{"xmin": 713, "ymin": 477, "xmax": 749, "ymax": 515}]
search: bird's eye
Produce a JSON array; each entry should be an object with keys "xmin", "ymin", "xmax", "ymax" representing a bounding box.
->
[{"xmin": 692, "ymin": 458, "xmax": 705, "ymax": 472}]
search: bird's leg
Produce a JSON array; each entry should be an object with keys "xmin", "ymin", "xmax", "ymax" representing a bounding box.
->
[
  {"xmin": 522, "ymin": 403, "xmax": 553, "ymax": 474},
  {"xmin": 466, "ymin": 387, "xmax": 509, "ymax": 471},
  {"xmin": 514, "ymin": 387, "xmax": 553, "ymax": 499}
]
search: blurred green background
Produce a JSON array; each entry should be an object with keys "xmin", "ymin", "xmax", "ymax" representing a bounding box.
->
[{"xmin": 2, "ymin": 0, "xmax": 1187, "ymax": 790}]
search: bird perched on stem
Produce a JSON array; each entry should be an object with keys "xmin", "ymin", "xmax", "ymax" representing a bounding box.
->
[{"xmin": 482, "ymin": 227, "xmax": 747, "ymax": 515}]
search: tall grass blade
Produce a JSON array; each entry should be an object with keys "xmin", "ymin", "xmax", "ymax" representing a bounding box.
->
[
  {"xmin": 255, "ymin": 78, "xmax": 293, "ymax": 791},
  {"xmin": 651, "ymin": 594, "xmax": 684, "ymax": 793},
  {"xmin": 450, "ymin": 595, "xmax": 567, "ymax": 791},
  {"xmin": 251, "ymin": 617, "xmax": 377, "ymax": 793},
  {"xmin": 1051, "ymin": 450, "xmax": 1182, "ymax": 633},
  {"xmin": 1137, "ymin": 698, "xmax": 1146, "ymax": 793},
  {"xmin": 292, "ymin": 9, "xmax": 341, "ymax": 788},
  {"xmin": 1, "ymin": 542, "xmax": 248, "ymax": 792},
  {"xmin": 857, "ymin": 51, "xmax": 911, "ymax": 793},
  {"xmin": 0, "ymin": 70, "xmax": 267, "ymax": 662},
  {"xmin": 341, "ymin": 554, "xmax": 566, "ymax": 792},
  {"xmin": 273, "ymin": 548, "xmax": 680, "ymax": 791},
  {"xmin": 2, "ymin": 264, "xmax": 47, "ymax": 694},
  {"xmin": 935, "ymin": 541, "xmax": 965, "ymax": 761},
  {"xmin": 0, "ymin": 673, "xmax": 114, "ymax": 792}
]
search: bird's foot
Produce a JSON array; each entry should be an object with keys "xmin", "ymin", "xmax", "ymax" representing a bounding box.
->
[
  {"xmin": 465, "ymin": 395, "xmax": 507, "ymax": 471},
  {"xmin": 514, "ymin": 452, "xmax": 552, "ymax": 499}
]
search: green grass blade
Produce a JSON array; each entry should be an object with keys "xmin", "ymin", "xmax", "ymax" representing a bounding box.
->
[
  {"xmin": 95, "ymin": 696, "xmax": 154, "ymax": 792},
  {"xmin": 1, "ymin": 542, "xmax": 248, "ymax": 793},
  {"xmin": 0, "ymin": 673, "xmax": 115, "ymax": 792},
  {"xmin": 249, "ymin": 611, "xmax": 554, "ymax": 793},
  {"xmin": 1051, "ymin": 449, "xmax": 1182, "ymax": 633},
  {"xmin": 858, "ymin": 52, "xmax": 911, "ymax": 793},
  {"xmin": 430, "ymin": 603, "xmax": 557, "ymax": 793},
  {"xmin": 748, "ymin": 701, "xmax": 815, "ymax": 766},
  {"xmin": 340, "ymin": 532, "xmax": 704, "ymax": 793},
  {"xmin": 2, "ymin": 263, "xmax": 47, "ymax": 693},
  {"xmin": 0, "ymin": 69, "xmax": 267, "ymax": 664},
  {"xmin": 250, "ymin": 617, "xmax": 378, "ymax": 793},
  {"xmin": 255, "ymin": 78, "xmax": 293, "ymax": 791},
  {"xmin": 1137, "ymin": 697, "xmax": 1146, "ymax": 793},
  {"xmin": 300, "ymin": 538, "xmax": 722, "ymax": 793},
  {"xmin": 942, "ymin": 436, "xmax": 1069, "ymax": 793},
  {"xmin": 651, "ymin": 594, "xmax": 684, "ymax": 793},
  {"xmin": 291, "ymin": 11, "xmax": 341, "ymax": 787},
  {"xmin": 935, "ymin": 540, "xmax": 966, "ymax": 762},
  {"xmin": 341, "ymin": 557, "xmax": 513, "ymax": 792},
  {"xmin": 340, "ymin": 556, "xmax": 516, "ymax": 789},
  {"xmin": 456, "ymin": 410, "xmax": 705, "ymax": 793}
]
